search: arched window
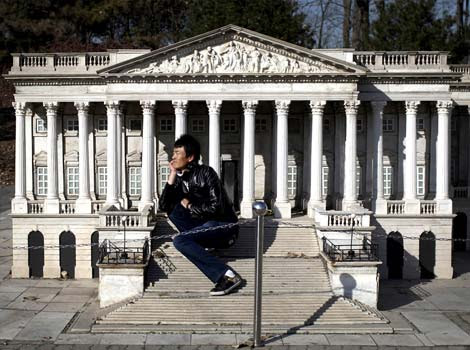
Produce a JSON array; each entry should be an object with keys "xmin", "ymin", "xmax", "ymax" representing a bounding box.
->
[
  {"xmin": 59, "ymin": 231, "xmax": 76, "ymax": 278},
  {"xmin": 91, "ymin": 231, "xmax": 99, "ymax": 278},
  {"xmin": 420, "ymin": 231, "xmax": 436, "ymax": 279},
  {"xmin": 28, "ymin": 231, "xmax": 44, "ymax": 278},
  {"xmin": 387, "ymin": 231, "xmax": 404, "ymax": 279},
  {"xmin": 453, "ymin": 213, "xmax": 467, "ymax": 252}
]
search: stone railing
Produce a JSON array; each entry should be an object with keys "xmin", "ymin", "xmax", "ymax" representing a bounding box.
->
[
  {"xmin": 10, "ymin": 52, "xmax": 111, "ymax": 75},
  {"xmin": 451, "ymin": 186, "xmax": 469, "ymax": 199},
  {"xmin": 450, "ymin": 65, "xmax": 470, "ymax": 82},
  {"xmin": 59, "ymin": 200, "xmax": 76, "ymax": 214},
  {"xmin": 387, "ymin": 200, "xmax": 405, "ymax": 215},
  {"xmin": 99, "ymin": 205, "xmax": 153, "ymax": 228},
  {"xmin": 353, "ymin": 51, "xmax": 448, "ymax": 71},
  {"xmin": 27, "ymin": 200, "xmax": 44, "ymax": 214},
  {"xmin": 315, "ymin": 210, "xmax": 371, "ymax": 228},
  {"xmin": 420, "ymin": 200, "xmax": 437, "ymax": 215}
]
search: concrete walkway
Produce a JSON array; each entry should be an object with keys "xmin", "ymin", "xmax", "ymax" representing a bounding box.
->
[{"xmin": 3, "ymin": 186, "xmax": 470, "ymax": 348}]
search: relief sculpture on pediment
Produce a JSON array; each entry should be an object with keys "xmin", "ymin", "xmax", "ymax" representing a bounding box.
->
[{"xmin": 128, "ymin": 41, "xmax": 334, "ymax": 75}]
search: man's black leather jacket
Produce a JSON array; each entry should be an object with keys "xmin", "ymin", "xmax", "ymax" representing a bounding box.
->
[{"xmin": 159, "ymin": 162, "xmax": 238, "ymax": 223}]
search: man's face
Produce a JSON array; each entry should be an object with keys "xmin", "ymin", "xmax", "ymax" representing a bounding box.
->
[{"xmin": 171, "ymin": 146, "xmax": 194, "ymax": 171}]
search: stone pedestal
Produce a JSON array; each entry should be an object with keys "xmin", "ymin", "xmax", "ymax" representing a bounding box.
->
[
  {"xmin": 437, "ymin": 199, "xmax": 453, "ymax": 214},
  {"xmin": 274, "ymin": 201, "xmax": 291, "ymax": 219},
  {"xmin": 374, "ymin": 198, "xmax": 387, "ymax": 215},
  {"xmin": 11, "ymin": 197, "xmax": 28, "ymax": 214},
  {"xmin": 405, "ymin": 199, "xmax": 420, "ymax": 215},
  {"xmin": 76, "ymin": 198, "xmax": 92, "ymax": 214},
  {"xmin": 98, "ymin": 263, "xmax": 147, "ymax": 308},
  {"xmin": 240, "ymin": 201, "xmax": 253, "ymax": 219},
  {"xmin": 322, "ymin": 253, "xmax": 382, "ymax": 308},
  {"xmin": 44, "ymin": 199, "xmax": 60, "ymax": 214}
]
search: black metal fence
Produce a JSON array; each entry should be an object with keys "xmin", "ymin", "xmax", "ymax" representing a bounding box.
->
[
  {"xmin": 98, "ymin": 238, "xmax": 150, "ymax": 264},
  {"xmin": 322, "ymin": 236, "xmax": 379, "ymax": 262}
]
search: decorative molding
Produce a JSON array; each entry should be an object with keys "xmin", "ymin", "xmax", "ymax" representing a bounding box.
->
[
  {"xmin": 344, "ymin": 100, "xmax": 360, "ymax": 115},
  {"xmin": 127, "ymin": 40, "xmax": 337, "ymax": 75},
  {"xmin": 436, "ymin": 100, "xmax": 453, "ymax": 113},
  {"xmin": 172, "ymin": 100, "xmax": 188, "ymax": 113},
  {"xmin": 44, "ymin": 101, "xmax": 58, "ymax": 113},
  {"xmin": 242, "ymin": 100, "xmax": 258, "ymax": 113},
  {"xmin": 275, "ymin": 100, "xmax": 291, "ymax": 114},
  {"xmin": 405, "ymin": 100, "xmax": 421, "ymax": 114},
  {"xmin": 12, "ymin": 101, "xmax": 28, "ymax": 114},
  {"xmin": 74, "ymin": 101, "xmax": 89, "ymax": 113},
  {"xmin": 140, "ymin": 100, "xmax": 156, "ymax": 113},
  {"xmin": 105, "ymin": 101, "xmax": 120, "ymax": 112},
  {"xmin": 206, "ymin": 100, "xmax": 222, "ymax": 114},
  {"xmin": 309, "ymin": 100, "xmax": 326, "ymax": 115}
]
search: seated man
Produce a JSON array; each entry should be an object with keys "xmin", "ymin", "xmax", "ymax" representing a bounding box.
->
[{"xmin": 159, "ymin": 134, "xmax": 242, "ymax": 296}]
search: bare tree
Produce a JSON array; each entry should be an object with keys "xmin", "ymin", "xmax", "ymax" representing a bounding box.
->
[
  {"xmin": 343, "ymin": 0, "xmax": 351, "ymax": 47},
  {"xmin": 351, "ymin": 0, "xmax": 369, "ymax": 50}
]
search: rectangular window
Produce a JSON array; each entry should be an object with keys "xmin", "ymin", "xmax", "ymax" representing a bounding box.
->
[
  {"xmin": 417, "ymin": 165, "xmax": 425, "ymax": 196},
  {"xmin": 160, "ymin": 119, "xmax": 173, "ymax": 132},
  {"xmin": 417, "ymin": 118, "xmax": 425, "ymax": 131},
  {"xmin": 383, "ymin": 118, "xmax": 394, "ymax": 132},
  {"xmin": 66, "ymin": 119, "xmax": 79, "ymax": 132},
  {"xmin": 129, "ymin": 167, "xmax": 142, "ymax": 196},
  {"xmin": 287, "ymin": 165, "xmax": 297, "ymax": 198},
  {"xmin": 98, "ymin": 118, "xmax": 107, "ymax": 131},
  {"xmin": 129, "ymin": 119, "xmax": 142, "ymax": 131},
  {"xmin": 159, "ymin": 165, "xmax": 170, "ymax": 191},
  {"xmin": 383, "ymin": 165, "xmax": 393, "ymax": 197},
  {"xmin": 37, "ymin": 167, "xmax": 48, "ymax": 195},
  {"xmin": 255, "ymin": 119, "xmax": 267, "ymax": 132},
  {"xmin": 191, "ymin": 119, "xmax": 205, "ymax": 133},
  {"xmin": 67, "ymin": 167, "xmax": 79, "ymax": 195},
  {"xmin": 322, "ymin": 166, "xmax": 329, "ymax": 197},
  {"xmin": 223, "ymin": 119, "xmax": 238, "ymax": 133},
  {"xmin": 36, "ymin": 119, "xmax": 47, "ymax": 133},
  {"xmin": 97, "ymin": 166, "xmax": 107, "ymax": 196},
  {"xmin": 356, "ymin": 166, "xmax": 362, "ymax": 197},
  {"xmin": 356, "ymin": 118, "xmax": 363, "ymax": 132}
]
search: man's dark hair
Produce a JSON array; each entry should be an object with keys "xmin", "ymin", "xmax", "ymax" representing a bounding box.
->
[{"xmin": 174, "ymin": 134, "xmax": 200, "ymax": 163}]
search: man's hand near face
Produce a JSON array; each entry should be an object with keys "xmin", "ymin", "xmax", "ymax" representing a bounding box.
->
[
  {"xmin": 167, "ymin": 160, "xmax": 177, "ymax": 185},
  {"xmin": 180, "ymin": 198, "xmax": 191, "ymax": 209}
]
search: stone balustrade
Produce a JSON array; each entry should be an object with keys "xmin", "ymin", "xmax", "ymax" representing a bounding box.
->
[
  {"xmin": 451, "ymin": 186, "xmax": 469, "ymax": 199},
  {"xmin": 315, "ymin": 210, "xmax": 371, "ymax": 228},
  {"xmin": 59, "ymin": 200, "xmax": 76, "ymax": 214},
  {"xmin": 420, "ymin": 200, "xmax": 437, "ymax": 215},
  {"xmin": 27, "ymin": 200, "xmax": 44, "ymax": 214},
  {"xmin": 450, "ymin": 64, "xmax": 470, "ymax": 82},
  {"xmin": 353, "ymin": 51, "xmax": 449, "ymax": 71},
  {"xmin": 387, "ymin": 200, "xmax": 406, "ymax": 215},
  {"xmin": 100, "ymin": 205, "xmax": 153, "ymax": 228}
]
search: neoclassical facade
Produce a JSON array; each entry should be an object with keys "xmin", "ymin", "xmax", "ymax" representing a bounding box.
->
[{"xmin": 6, "ymin": 25, "xmax": 470, "ymax": 280}]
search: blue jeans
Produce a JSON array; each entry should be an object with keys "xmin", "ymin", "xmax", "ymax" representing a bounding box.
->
[{"xmin": 169, "ymin": 204, "xmax": 238, "ymax": 283}]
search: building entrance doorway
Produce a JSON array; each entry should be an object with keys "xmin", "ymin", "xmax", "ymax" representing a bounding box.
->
[
  {"xmin": 60, "ymin": 231, "xmax": 76, "ymax": 278},
  {"xmin": 28, "ymin": 231, "xmax": 44, "ymax": 278},
  {"xmin": 387, "ymin": 231, "xmax": 404, "ymax": 279},
  {"xmin": 221, "ymin": 160, "xmax": 239, "ymax": 211},
  {"xmin": 453, "ymin": 213, "xmax": 467, "ymax": 252}
]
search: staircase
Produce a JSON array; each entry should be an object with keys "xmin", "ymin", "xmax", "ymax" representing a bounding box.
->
[{"xmin": 92, "ymin": 218, "xmax": 391, "ymax": 334}]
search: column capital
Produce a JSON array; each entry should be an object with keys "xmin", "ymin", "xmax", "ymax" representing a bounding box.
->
[
  {"xmin": 140, "ymin": 100, "xmax": 156, "ymax": 112},
  {"xmin": 74, "ymin": 101, "xmax": 90, "ymax": 113},
  {"xmin": 275, "ymin": 100, "xmax": 291, "ymax": 114},
  {"xmin": 105, "ymin": 100, "xmax": 120, "ymax": 111},
  {"xmin": 242, "ymin": 100, "xmax": 258, "ymax": 113},
  {"xmin": 405, "ymin": 100, "xmax": 420, "ymax": 113},
  {"xmin": 370, "ymin": 101, "xmax": 387, "ymax": 112},
  {"xmin": 309, "ymin": 100, "xmax": 326, "ymax": 114},
  {"xmin": 44, "ymin": 101, "xmax": 59, "ymax": 112},
  {"xmin": 436, "ymin": 100, "xmax": 453, "ymax": 113},
  {"xmin": 344, "ymin": 100, "xmax": 360, "ymax": 114},
  {"xmin": 172, "ymin": 100, "xmax": 188, "ymax": 112},
  {"xmin": 12, "ymin": 101, "xmax": 28, "ymax": 113},
  {"xmin": 206, "ymin": 100, "xmax": 222, "ymax": 114}
]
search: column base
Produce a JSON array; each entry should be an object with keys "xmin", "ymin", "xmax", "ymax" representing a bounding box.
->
[
  {"xmin": 373, "ymin": 198, "xmax": 387, "ymax": 215},
  {"xmin": 342, "ymin": 199, "xmax": 361, "ymax": 212},
  {"xmin": 307, "ymin": 200, "xmax": 325, "ymax": 218},
  {"xmin": 11, "ymin": 197, "xmax": 28, "ymax": 214},
  {"xmin": 240, "ymin": 201, "xmax": 253, "ymax": 219},
  {"xmin": 404, "ymin": 199, "xmax": 420, "ymax": 215},
  {"xmin": 44, "ymin": 198, "xmax": 60, "ymax": 214},
  {"xmin": 273, "ymin": 201, "xmax": 291, "ymax": 219},
  {"xmin": 76, "ymin": 198, "xmax": 92, "ymax": 214},
  {"xmin": 437, "ymin": 199, "xmax": 453, "ymax": 214},
  {"xmin": 138, "ymin": 200, "xmax": 154, "ymax": 212}
]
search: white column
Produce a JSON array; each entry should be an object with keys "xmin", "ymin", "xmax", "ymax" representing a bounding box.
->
[
  {"xmin": 105, "ymin": 101, "xmax": 120, "ymax": 208},
  {"xmin": 240, "ymin": 100, "xmax": 258, "ymax": 218},
  {"xmin": 11, "ymin": 102, "xmax": 28, "ymax": 213},
  {"xmin": 308, "ymin": 100, "xmax": 326, "ymax": 217},
  {"xmin": 371, "ymin": 101, "xmax": 387, "ymax": 214},
  {"xmin": 404, "ymin": 101, "xmax": 420, "ymax": 213},
  {"xmin": 274, "ymin": 100, "xmax": 291, "ymax": 218},
  {"xmin": 436, "ymin": 100, "xmax": 453, "ymax": 213},
  {"xmin": 139, "ymin": 100, "xmax": 156, "ymax": 210},
  {"xmin": 75, "ymin": 102, "xmax": 92, "ymax": 213},
  {"xmin": 207, "ymin": 100, "xmax": 222, "ymax": 175},
  {"xmin": 118, "ymin": 106, "xmax": 126, "ymax": 208},
  {"xmin": 173, "ymin": 100, "xmax": 188, "ymax": 140},
  {"xmin": 342, "ymin": 100, "xmax": 360, "ymax": 211},
  {"xmin": 44, "ymin": 102, "xmax": 60, "ymax": 213}
]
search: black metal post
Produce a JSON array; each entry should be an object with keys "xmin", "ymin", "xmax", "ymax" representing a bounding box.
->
[
  {"xmin": 348, "ymin": 213, "xmax": 356, "ymax": 259},
  {"xmin": 253, "ymin": 201, "xmax": 267, "ymax": 347}
]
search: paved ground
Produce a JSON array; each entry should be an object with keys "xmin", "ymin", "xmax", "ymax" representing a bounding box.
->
[{"xmin": 3, "ymin": 186, "xmax": 470, "ymax": 348}]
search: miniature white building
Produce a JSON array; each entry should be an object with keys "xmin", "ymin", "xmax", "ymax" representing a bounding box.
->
[{"xmin": 5, "ymin": 25, "xmax": 470, "ymax": 280}]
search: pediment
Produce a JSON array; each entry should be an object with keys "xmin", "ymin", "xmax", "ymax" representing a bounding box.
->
[
  {"xmin": 100, "ymin": 25, "xmax": 365, "ymax": 77},
  {"xmin": 34, "ymin": 150, "xmax": 47, "ymax": 162},
  {"xmin": 96, "ymin": 150, "xmax": 107, "ymax": 162},
  {"xmin": 64, "ymin": 150, "xmax": 79, "ymax": 162},
  {"xmin": 127, "ymin": 150, "xmax": 142, "ymax": 162}
]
